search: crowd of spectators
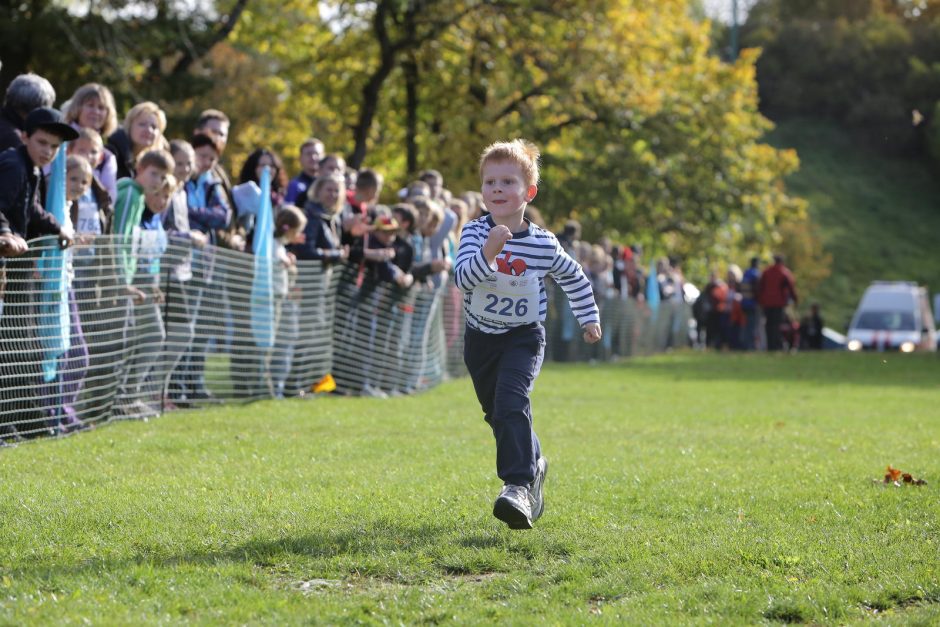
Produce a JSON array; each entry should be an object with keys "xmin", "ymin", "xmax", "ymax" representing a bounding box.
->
[
  {"xmin": 693, "ymin": 254, "xmax": 823, "ymax": 351},
  {"xmin": 0, "ymin": 73, "xmax": 497, "ymax": 440},
  {"xmin": 0, "ymin": 72, "xmax": 818, "ymax": 443}
]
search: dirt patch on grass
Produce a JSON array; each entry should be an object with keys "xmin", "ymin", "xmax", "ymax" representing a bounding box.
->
[
  {"xmin": 439, "ymin": 564, "xmax": 499, "ymax": 578},
  {"xmin": 439, "ymin": 571, "xmax": 500, "ymax": 584},
  {"xmin": 284, "ymin": 571, "xmax": 501, "ymax": 596}
]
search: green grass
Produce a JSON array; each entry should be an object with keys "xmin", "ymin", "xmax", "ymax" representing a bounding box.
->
[
  {"xmin": 766, "ymin": 118, "xmax": 940, "ymax": 332},
  {"xmin": 1, "ymin": 353, "xmax": 939, "ymax": 624}
]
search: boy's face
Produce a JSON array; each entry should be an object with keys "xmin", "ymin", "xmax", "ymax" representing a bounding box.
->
[
  {"xmin": 194, "ymin": 145, "xmax": 219, "ymax": 175},
  {"xmin": 198, "ymin": 118, "xmax": 229, "ymax": 152},
  {"xmin": 320, "ymin": 156, "xmax": 345, "ymax": 179},
  {"xmin": 373, "ymin": 230, "xmax": 395, "ymax": 246},
  {"xmin": 145, "ymin": 187, "xmax": 172, "ymax": 214},
  {"xmin": 173, "ymin": 149, "xmax": 194, "ymax": 182},
  {"xmin": 481, "ymin": 160, "xmax": 536, "ymax": 219},
  {"xmin": 70, "ymin": 138, "xmax": 103, "ymax": 169},
  {"xmin": 354, "ymin": 183, "xmax": 379, "ymax": 205},
  {"xmin": 66, "ymin": 169, "xmax": 92, "ymax": 202},
  {"xmin": 137, "ymin": 165, "xmax": 167, "ymax": 195},
  {"xmin": 300, "ymin": 142, "xmax": 323, "ymax": 176},
  {"xmin": 421, "ymin": 175, "xmax": 443, "ymax": 200},
  {"xmin": 24, "ymin": 129, "xmax": 63, "ymax": 169}
]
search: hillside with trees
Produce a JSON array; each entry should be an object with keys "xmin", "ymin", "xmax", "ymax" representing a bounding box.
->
[
  {"xmin": 767, "ymin": 119, "xmax": 940, "ymax": 330},
  {"xmin": 736, "ymin": 0, "xmax": 940, "ymax": 329},
  {"xmin": 742, "ymin": 0, "xmax": 940, "ymax": 170}
]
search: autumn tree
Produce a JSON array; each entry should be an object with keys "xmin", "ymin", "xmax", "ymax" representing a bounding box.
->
[
  {"xmin": 223, "ymin": 0, "xmax": 806, "ymax": 273},
  {"xmin": 402, "ymin": 1, "xmax": 806, "ymax": 264},
  {"xmin": 6, "ymin": 0, "xmax": 808, "ymax": 282}
]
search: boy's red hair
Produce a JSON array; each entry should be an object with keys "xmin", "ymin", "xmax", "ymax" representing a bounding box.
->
[{"xmin": 479, "ymin": 139, "xmax": 540, "ymax": 187}]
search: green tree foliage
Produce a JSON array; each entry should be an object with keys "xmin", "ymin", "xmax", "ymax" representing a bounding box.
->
[
  {"xmin": 743, "ymin": 0, "xmax": 940, "ymax": 163},
  {"xmin": 0, "ymin": 0, "xmax": 248, "ymax": 128},
  {"xmin": 228, "ymin": 0, "xmax": 802, "ymax": 268},
  {"xmin": 776, "ymin": 217, "xmax": 832, "ymax": 298},
  {"xmin": 4, "ymin": 0, "xmax": 804, "ymax": 281}
]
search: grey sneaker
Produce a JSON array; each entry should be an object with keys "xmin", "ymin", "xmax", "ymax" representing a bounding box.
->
[
  {"xmin": 493, "ymin": 484, "xmax": 533, "ymax": 529},
  {"xmin": 529, "ymin": 457, "xmax": 548, "ymax": 522}
]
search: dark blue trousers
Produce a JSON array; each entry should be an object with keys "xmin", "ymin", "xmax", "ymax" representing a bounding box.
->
[{"xmin": 464, "ymin": 323, "xmax": 545, "ymax": 486}]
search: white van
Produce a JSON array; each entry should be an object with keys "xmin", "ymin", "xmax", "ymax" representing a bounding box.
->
[{"xmin": 847, "ymin": 282, "xmax": 936, "ymax": 352}]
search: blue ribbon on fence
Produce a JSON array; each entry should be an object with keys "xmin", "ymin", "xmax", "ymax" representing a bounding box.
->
[
  {"xmin": 250, "ymin": 166, "xmax": 275, "ymax": 348},
  {"xmin": 37, "ymin": 145, "xmax": 71, "ymax": 382},
  {"xmin": 646, "ymin": 259, "xmax": 660, "ymax": 319}
]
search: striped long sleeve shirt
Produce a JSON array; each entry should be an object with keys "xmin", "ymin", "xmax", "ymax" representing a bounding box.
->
[{"xmin": 454, "ymin": 214, "xmax": 599, "ymax": 334}]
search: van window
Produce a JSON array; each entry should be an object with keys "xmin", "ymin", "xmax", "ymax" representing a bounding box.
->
[{"xmin": 856, "ymin": 311, "xmax": 915, "ymax": 331}]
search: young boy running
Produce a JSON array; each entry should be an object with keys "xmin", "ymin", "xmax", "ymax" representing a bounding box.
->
[{"xmin": 455, "ymin": 139, "xmax": 602, "ymax": 529}]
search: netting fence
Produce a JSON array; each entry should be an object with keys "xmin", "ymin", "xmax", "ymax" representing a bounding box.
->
[{"xmin": 0, "ymin": 236, "xmax": 691, "ymax": 441}]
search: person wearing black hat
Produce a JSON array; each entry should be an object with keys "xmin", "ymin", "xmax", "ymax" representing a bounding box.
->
[
  {"xmin": 0, "ymin": 107, "xmax": 79, "ymax": 440},
  {"xmin": 0, "ymin": 106, "xmax": 78, "ymax": 255}
]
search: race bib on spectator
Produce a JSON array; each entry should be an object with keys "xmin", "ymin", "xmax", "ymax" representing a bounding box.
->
[
  {"xmin": 75, "ymin": 192, "xmax": 102, "ymax": 259},
  {"xmin": 469, "ymin": 272, "xmax": 540, "ymax": 324},
  {"xmin": 76, "ymin": 192, "xmax": 102, "ymax": 236},
  {"xmin": 137, "ymin": 229, "xmax": 166, "ymax": 258}
]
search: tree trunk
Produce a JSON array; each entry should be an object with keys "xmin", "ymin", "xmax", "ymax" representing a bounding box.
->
[
  {"xmin": 348, "ymin": 0, "xmax": 479, "ymax": 168},
  {"xmin": 404, "ymin": 55, "xmax": 419, "ymax": 175},
  {"xmin": 348, "ymin": 0, "xmax": 399, "ymax": 170},
  {"xmin": 348, "ymin": 55, "xmax": 397, "ymax": 170}
]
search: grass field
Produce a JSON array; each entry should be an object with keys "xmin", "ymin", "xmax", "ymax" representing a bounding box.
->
[
  {"xmin": 1, "ymin": 353, "xmax": 938, "ymax": 625},
  {"xmin": 766, "ymin": 119, "xmax": 940, "ymax": 332}
]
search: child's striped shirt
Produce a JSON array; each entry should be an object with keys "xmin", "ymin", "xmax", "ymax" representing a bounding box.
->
[{"xmin": 454, "ymin": 215, "xmax": 599, "ymax": 334}]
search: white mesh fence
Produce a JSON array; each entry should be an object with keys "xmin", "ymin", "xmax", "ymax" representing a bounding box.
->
[
  {"xmin": 0, "ymin": 236, "xmax": 689, "ymax": 442},
  {"xmin": 543, "ymin": 280, "xmax": 694, "ymax": 362}
]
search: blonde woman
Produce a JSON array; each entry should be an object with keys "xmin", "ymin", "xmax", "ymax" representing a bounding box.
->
[
  {"xmin": 63, "ymin": 83, "xmax": 120, "ymax": 202},
  {"xmin": 107, "ymin": 101, "xmax": 169, "ymax": 180},
  {"xmin": 285, "ymin": 175, "xmax": 349, "ymax": 396},
  {"xmin": 292, "ymin": 175, "xmax": 349, "ymax": 262}
]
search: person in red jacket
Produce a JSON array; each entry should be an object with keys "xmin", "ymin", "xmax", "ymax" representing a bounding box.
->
[{"xmin": 758, "ymin": 254, "xmax": 799, "ymax": 351}]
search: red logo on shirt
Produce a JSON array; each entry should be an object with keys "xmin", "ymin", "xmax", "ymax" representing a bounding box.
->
[{"xmin": 496, "ymin": 251, "xmax": 527, "ymax": 276}]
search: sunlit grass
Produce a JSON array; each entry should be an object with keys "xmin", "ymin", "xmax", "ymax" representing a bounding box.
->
[{"xmin": 1, "ymin": 352, "xmax": 938, "ymax": 624}]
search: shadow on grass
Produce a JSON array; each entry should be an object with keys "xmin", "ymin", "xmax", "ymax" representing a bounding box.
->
[
  {"xmin": 600, "ymin": 352, "xmax": 940, "ymax": 390},
  {"xmin": 9, "ymin": 520, "xmax": 524, "ymax": 582},
  {"xmin": 226, "ymin": 521, "xmax": 449, "ymax": 566}
]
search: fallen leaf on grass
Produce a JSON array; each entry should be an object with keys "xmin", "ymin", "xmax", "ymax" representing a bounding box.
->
[
  {"xmin": 902, "ymin": 473, "xmax": 927, "ymax": 486},
  {"xmin": 881, "ymin": 465, "xmax": 927, "ymax": 486},
  {"xmin": 885, "ymin": 466, "xmax": 901, "ymax": 483}
]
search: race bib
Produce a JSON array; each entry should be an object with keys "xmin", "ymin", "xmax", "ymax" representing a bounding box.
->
[
  {"xmin": 76, "ymin": 193, "xmax": 102, "ymax": 236},
  {"xmin": 137, "ymin": 229, "xmax": 166, "ymax": 258},
  {"xmin": 469, "ymin": 272, "xmax": 540, "ymax": 324},
  {"xmin": 75, "ymin": 193, "xmax": 102, "ymax": 259}
]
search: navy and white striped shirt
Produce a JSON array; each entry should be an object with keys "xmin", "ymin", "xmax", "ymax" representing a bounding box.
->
[{"xmin": 454, "ymin": 214, "xmax": 599, "ymax": 334}]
